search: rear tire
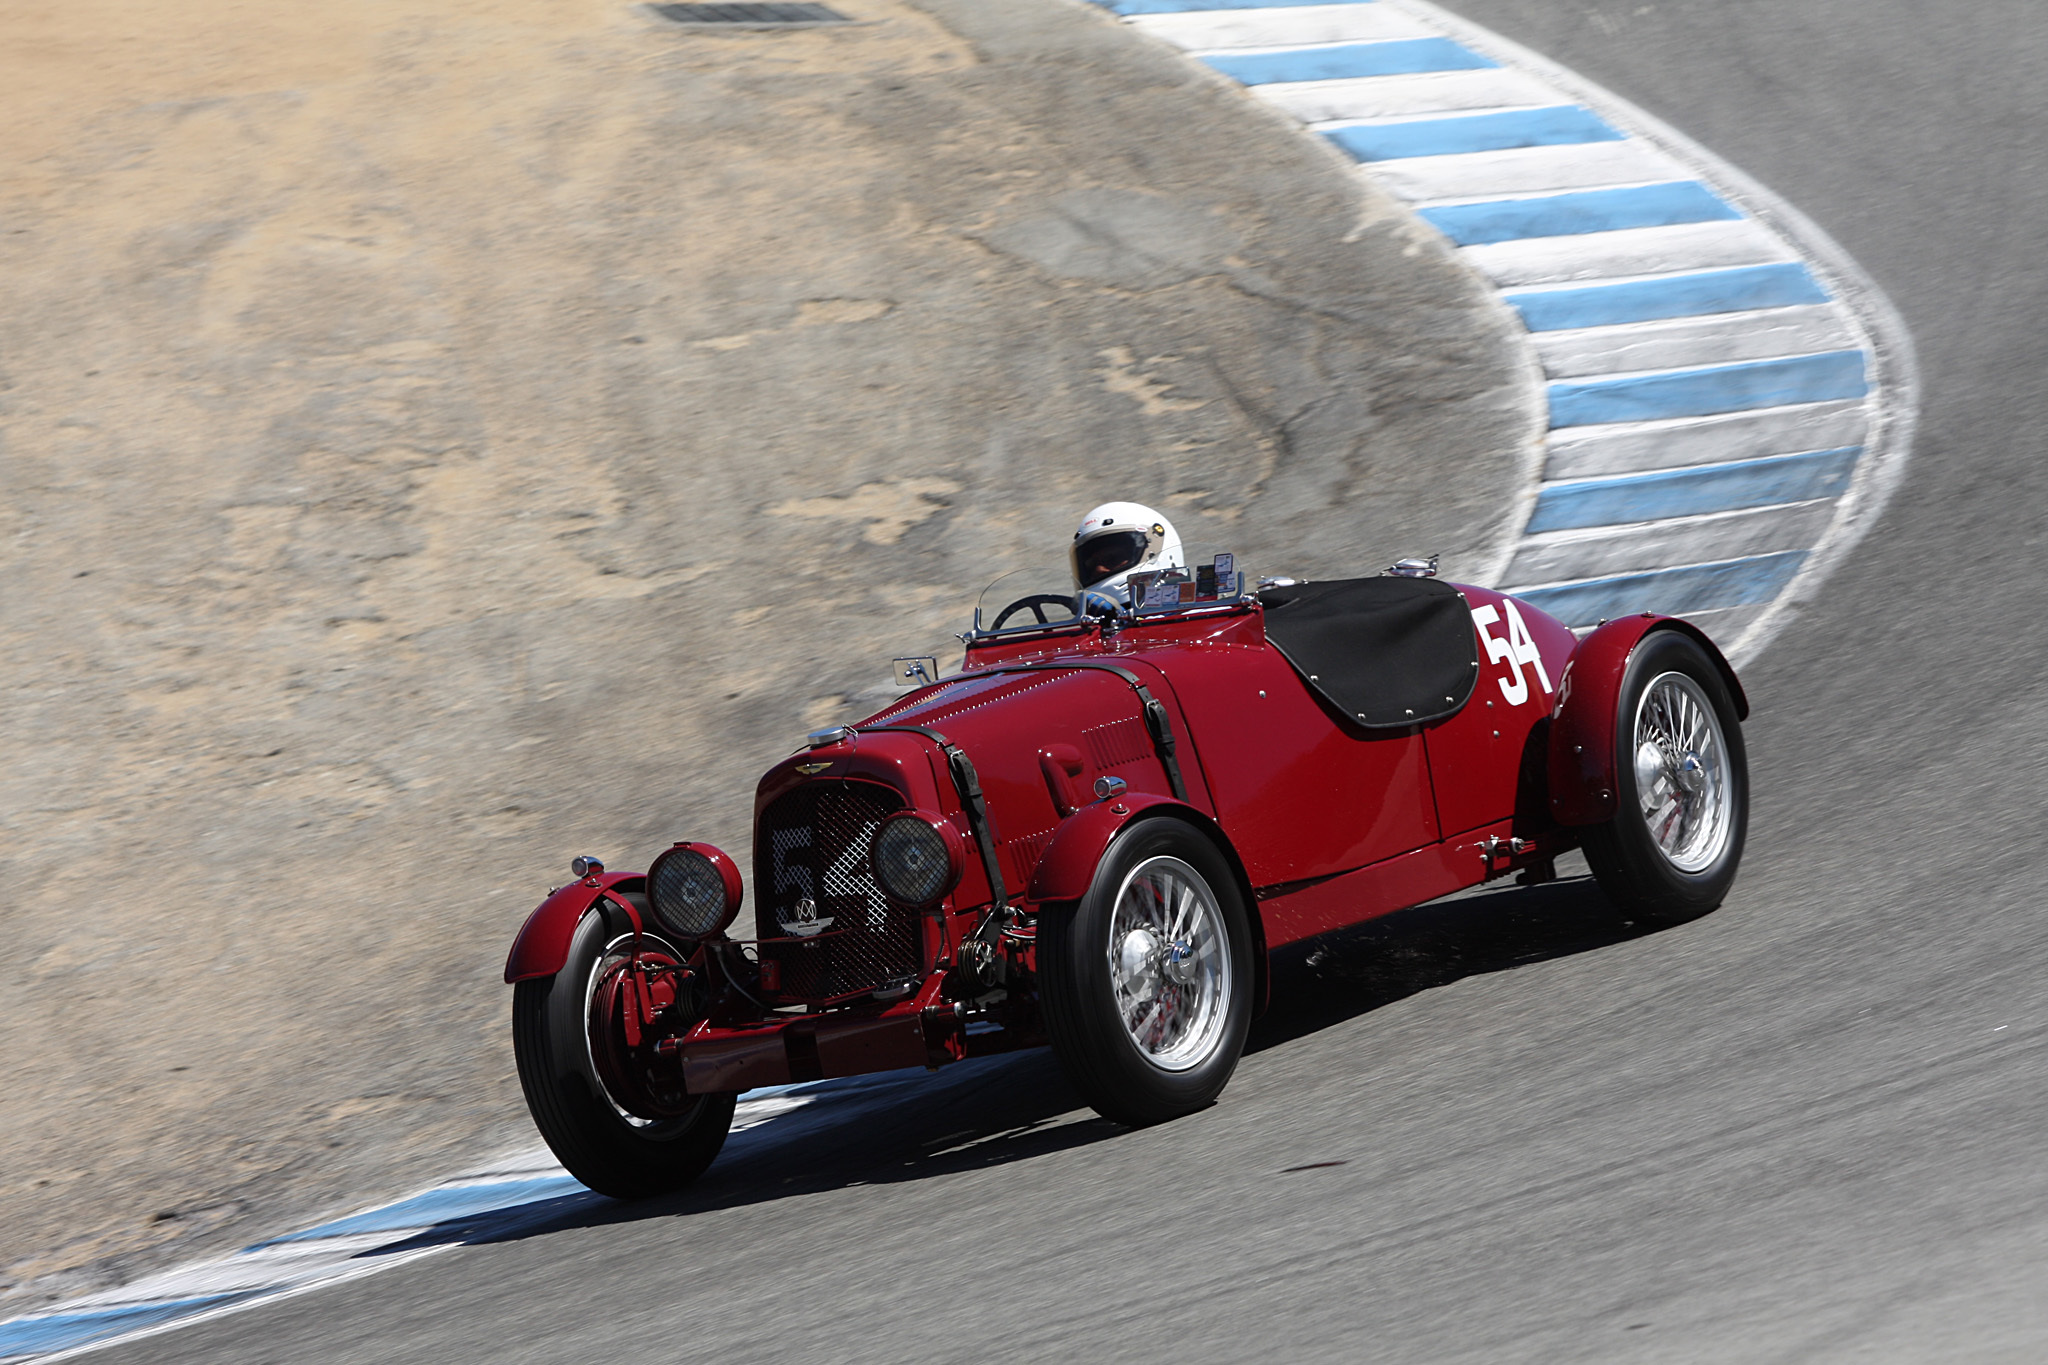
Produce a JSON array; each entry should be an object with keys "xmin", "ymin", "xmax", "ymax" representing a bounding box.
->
[
  {"xmin": 1038, "ymin": 818, "xmax": 1252, "ymax": 1126},
  {"xmin": 1581, "ymin": 630, "xmax": 1748, "ymax": 926},
  {"xmin": 512, "ymin": 910, "xmax": 735, "ymax": 1199}
]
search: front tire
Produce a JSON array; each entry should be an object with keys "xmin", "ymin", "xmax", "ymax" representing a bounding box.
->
[
  {"xmin": 1581, "ymin": 630, "xmax": 1749, "ymax": 925},
  {"xmin": 1038, "ymin": 818, "xmax": 1253, "ymax": 1126},
  {"xmin": 512, "ymin": 909, "xmax": 736, "ymax": 1199}
]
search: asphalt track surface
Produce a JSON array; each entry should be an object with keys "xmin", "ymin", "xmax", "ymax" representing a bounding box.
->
[{"xmin": 86, "ymin": 3, "xmax": 2048, "ymax": 1361}]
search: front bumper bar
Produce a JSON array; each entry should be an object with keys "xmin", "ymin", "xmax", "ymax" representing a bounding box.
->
[{"xmin": 680, "ymin": 996, "xmax": 964, "ymax": 1093}]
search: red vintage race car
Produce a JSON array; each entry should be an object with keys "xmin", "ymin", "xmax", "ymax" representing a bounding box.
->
[{"xmin": 505, "ymin": 556, "xmax": 1748, "ymax": 1198}]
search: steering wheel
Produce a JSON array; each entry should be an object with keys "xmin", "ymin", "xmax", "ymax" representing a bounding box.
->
[{"xmin": 990, "ymin": 593, "xmax": 1078, "ymax": 631}]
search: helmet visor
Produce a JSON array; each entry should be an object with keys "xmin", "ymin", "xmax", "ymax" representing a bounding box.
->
[{"xmin": 1074, "ymin": 530, "xmax": 1151, "ymax": 588}]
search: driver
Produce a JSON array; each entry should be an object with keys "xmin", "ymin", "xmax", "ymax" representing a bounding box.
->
[{"xmin": 1070, "ymin": 502, "xmax": 1184, "ymax": 607}]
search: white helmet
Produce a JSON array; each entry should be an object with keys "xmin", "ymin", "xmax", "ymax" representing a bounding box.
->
[{"xmin": 1070, "ymin": 502, "xmax": 1183, "ymax": 605}]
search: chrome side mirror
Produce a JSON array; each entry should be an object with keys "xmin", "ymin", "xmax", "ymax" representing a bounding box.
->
[{"xmin": 894, "ymin": 656, "xmax": 939, "ymax": 687}]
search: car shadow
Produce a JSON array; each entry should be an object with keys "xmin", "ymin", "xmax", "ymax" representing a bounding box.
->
[
  {"xmin": 369, "ymin": 1051, "xmax": 1117, "ymax": 1255},
  {"xmin": 384, "ymin": 867, "xmax": 1667, "ymax": 1253},
  {"xmin": 1248, "ymin": 864, "xmax": 1656, "ymax": 1054}
]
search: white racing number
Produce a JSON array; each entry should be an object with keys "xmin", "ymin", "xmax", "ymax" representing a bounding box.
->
[
  {"xmin": 770, "ymin": 826, "xmax": 814, "ymax": 902},
  {"xmin": 1471, "ymin": 600, "xmax": 1553, "ymax": 707},
  {"xmin": 828, "ymin": 826, "xmax": 890, "ymax": 931}
]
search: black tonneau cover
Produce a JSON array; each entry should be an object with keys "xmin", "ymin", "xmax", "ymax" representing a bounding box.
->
[{"xmin": 1258, "ymin": 576, "xmax": 1478, "ymax": 728}]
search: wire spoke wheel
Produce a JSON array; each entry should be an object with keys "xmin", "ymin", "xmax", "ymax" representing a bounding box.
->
[
  {"xmin": 1107, "ymin": 856, "xmax": 1232, "ymax": 1072},
  {"xmin": 1038, "ymin": 818, "xmax": 1252, "ymax": 1126},
  {"xmin": 1581, "ymin": 631, "xmax": 1748, "ymax": 926},
  {"xmin": 1631, "ymin": 671, "xmax": 1733, "ymax": 873}
]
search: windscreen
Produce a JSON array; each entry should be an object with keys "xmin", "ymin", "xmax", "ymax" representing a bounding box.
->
[
  {"xmin": 971, "ymin": 547, "xmax": 1249, "ymax": 637},
  {"xmin": 974, "ymin": 568, "xmax": 1082, "ymax": 636}
]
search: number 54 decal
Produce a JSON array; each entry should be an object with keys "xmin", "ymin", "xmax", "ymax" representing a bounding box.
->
[{"xmin": 1471, "ymin": 600, "xmax": 1553, "ymax": 707}]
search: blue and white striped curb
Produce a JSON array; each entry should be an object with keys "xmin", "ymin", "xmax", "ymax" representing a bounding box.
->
[
  {"xmin": 0, "ymin": 1073, "xmax": 943, "ymax": 1362},
  {"xmin": 1091, "ymin": 0, "xmax": 1918, "ymax": 663}
]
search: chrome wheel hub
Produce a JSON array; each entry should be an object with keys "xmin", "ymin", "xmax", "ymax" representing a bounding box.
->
[
  {"xmin": 1632, "ymin": 672, "xmax": 1732, "ymax": 873},
  {"xmin": 1106, "ymin": 855, "xmax": 1231, "ymax": 1072},
  {"xmin": 1118, "ymin": 927, "xmax": 1162, "ymax": 1000}
]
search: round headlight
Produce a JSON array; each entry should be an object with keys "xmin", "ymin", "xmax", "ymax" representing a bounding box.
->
[
  {"xmin": 872, "ymin": 812, "xmax": 965, "ymax": 906},
  {"xmin": 647, "ymin": 842, "xmax": 743, "ymax": 940}
]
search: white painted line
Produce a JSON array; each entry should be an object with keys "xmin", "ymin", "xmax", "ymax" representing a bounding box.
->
[
  {"xmin": 1532, "ymin": 304, "xmax": 1857, "ymax": 378},
  {"xmin": 1535, "ymin": 347, "xmax": 1859, "ymax": 392},
  {"xmin": 1359, "ymin": 139, "xmax": 1693, "ymax": 201},
  {"xmin": 1399, "ymin": 174, "xmax": 1694, "ymax": 211},
  {"xmin": 1675, "ymin": 601, "xmax": 1770, "ymax": 648},
  {"xmin": 729, "ymin": 1091, "xmax": 813, "ymax": 1131},
  {"xmin": 0, "ymin": 1081, "xmax": 852, "ymax": 1362},
  {"xmin": 1458, "ymin": 218, "xmax": 1794, "ymax": 288},
  {"xmin": 1261, "ymin": 68, "xmax": 1557, "ymax": 122},
  {"xmin": 1543, "ymin": 399, "xmax": 1869, "ymax": 479},
  {"xmin": 1129, "ymin": 6, "xmax": 1432, "ymax": 49},
  {"xmin": 1503, "ymin": 500, "xmax": 1838, "ymax": 585},
  {"xmin": 3, "ymin": 1056, "xmax": 1059, "ymax": 1362},
  {"xmin": 20, "ymin": 1248, "xmax": 451, "ymax": 1365}
]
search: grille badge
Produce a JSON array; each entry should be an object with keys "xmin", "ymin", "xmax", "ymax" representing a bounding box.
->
[{"xmin": 776, "ymin": 896, "xmax": 835, "ymax": 938}]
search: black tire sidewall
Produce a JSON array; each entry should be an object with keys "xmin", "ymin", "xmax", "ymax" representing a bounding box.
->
[
  {"xmin": 1587, "ymin": 630, "xmax": 1749, "ymax": 922},
  {"xmin": 1040, "ymin": 817, "xmax": 1253, "ymax": 1126},
  {"xmin": 513, "ymin": 908, "xmax": 735, "ymax": 1198}
]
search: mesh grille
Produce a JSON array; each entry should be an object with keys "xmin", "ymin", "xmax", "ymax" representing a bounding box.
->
[{"xmin": 755, "ymin": 780, "xmax": 917, "ymax": 1003}]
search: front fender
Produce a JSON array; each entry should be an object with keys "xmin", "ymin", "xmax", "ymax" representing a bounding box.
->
[
  {"xmin": 1547, "ymin": 615, "xmax": 1748, "ymax": 826},
  {"xmin": 503, "ymin": 872, "xmax": 643, "ymax": 984},
  {"xmin": 1026, "ymin": 794, "xmax": 1200, "ymax": 904},
  {"xmin": 1026, "ymin": 794, "xmax": 1268, "ymax": 1016}
]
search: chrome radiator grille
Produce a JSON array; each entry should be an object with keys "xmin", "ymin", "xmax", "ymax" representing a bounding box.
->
[{"xmin": 754, "ymin": 779, "xmax": 918, "ymax": 1003}]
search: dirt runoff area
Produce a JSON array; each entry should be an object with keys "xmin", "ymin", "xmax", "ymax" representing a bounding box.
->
[{"xmin": 0, "ymin": 0, "xmax": 1537, "ymax": 1304}]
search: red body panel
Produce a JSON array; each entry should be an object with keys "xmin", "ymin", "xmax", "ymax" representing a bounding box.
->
[
  {"xmin": 503, "ymin": 872, "xmax": 643, "ymax": 983},
  {"xmin": 862, "ymin": 662, "xmax": 1211, "ymax": 884},
  {"xmin": 1547, "ymin": 614, "xmax": 1748, "ymax": 826},
  {"xmin": 1150, "ymin": 623, "xmax": 1439, "ymax": 887},
  {"xmin": 1259, "ymin": 817, "xmax": 1578, "ymax": 947},
  {"xmin": 756, "ymin": 730, "xmax": 948, "ymax": 817},
  {"xmin": 1422, "ymin": 585, "xmax": 1578, "ymax": 839}
]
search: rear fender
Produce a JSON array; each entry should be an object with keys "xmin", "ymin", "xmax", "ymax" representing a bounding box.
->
[
  {"xmin": 1547, "ymin": 615, "xmax": 1748, "ymax": 826},
  {"xmin": 503, "ymin": 873, "xmax": 645, "ymax": 984},
  {"xmin": 1027, "ymin": 795, "xmax": 1269, "ymax": 1016}
]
